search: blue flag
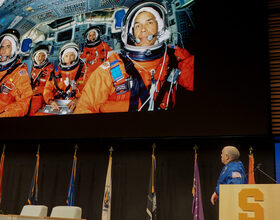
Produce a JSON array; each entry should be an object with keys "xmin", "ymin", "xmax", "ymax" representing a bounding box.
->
[
  {"xmin": 28, "ymin": 151, "xmax": 39, "ymax": 205},
  {"xmin": 66, "ymin": 150, "xmax": 77, "ymax": 206},
  {"xmin": 192, "ymin": 152, "xmax": 204, "ymax": 220}
]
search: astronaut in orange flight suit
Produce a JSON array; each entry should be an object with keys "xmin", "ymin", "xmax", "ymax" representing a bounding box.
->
[
  {"xmin": 80, "ymin": 27, "xmax": 112, "ymax": 73},
  {"xmin": 0, "ymin": 29, "xmax": 32, "ymax": 117},
  {"xmin": 29, "ymin": 45, "xmax": 54, "ymax": 116},
  {"xmin": 74, "ymin": 1, "xmax": 194, "ymax": 114},
  {"xmin": 43, "ymin": 42, "xmax": 88, "ymax": 113}
]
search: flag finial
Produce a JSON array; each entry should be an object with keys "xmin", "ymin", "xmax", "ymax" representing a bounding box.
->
[
  {"xmin": 37, "ymin": 144, "xmax": 40, "ymax": 154},
  {"xmin": 2, "ymin": 144, "xmax": 6, "ymax": 154},
  {"xmin": 193, "ymin": 144, "xmax": 198, "ymax": 153},
  {"xmin": 249, "ymin": 146, "xmax": 253, "ymax": 155},
  {"xmin": 152, "ymin": 143, "xmax": 156, "ymax": 155},
  {"xmin": 109, "ymin": 146, "xmax": 114, "ymax": 155},
  {"xmin": 74, "ymin": 145, "xmax": 78, "ymax": 155}
]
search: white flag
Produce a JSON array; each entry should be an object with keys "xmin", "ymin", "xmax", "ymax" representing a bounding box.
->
[{"xmin": 102, "ymin": 153, "xmax": 112, "ymax": 220}]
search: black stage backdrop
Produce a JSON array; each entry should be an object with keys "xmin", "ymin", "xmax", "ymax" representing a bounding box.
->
[{"xmin": 0, "ymin": 138, "xmax": 275, "ymax": 220}]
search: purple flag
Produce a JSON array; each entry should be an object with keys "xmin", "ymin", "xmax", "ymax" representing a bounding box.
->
[{"xmin": 192, "ymin": 153, "xmax": 204, "ymax": 220}]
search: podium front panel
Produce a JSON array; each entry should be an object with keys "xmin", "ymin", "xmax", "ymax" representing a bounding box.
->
[{"xmin": 219, "ymin": 184, "xmax": 280, "ymax": 220}]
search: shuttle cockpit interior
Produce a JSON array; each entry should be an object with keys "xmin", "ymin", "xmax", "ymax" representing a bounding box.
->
[
  {"xmin": 0, "ymin": 0, "xmax": 195, "ymax": 71},
  {"xmin": 0, "ymin": 0, "xmax": 195, "ymax": 115}
]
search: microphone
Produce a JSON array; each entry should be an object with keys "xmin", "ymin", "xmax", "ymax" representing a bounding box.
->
[
  {"xmin": 135, "ymin": 35, "xmax": 155, "ymax": 43},
  {"xmin": 147, "ymin": 35, "xmax": 154, "ymax": 41},
  {"xmin": 256, "ymin": 163, "xmax": 262, "ymax": 170},
  {"xmin": 255, "ymin": 162, "xmax": 277, "ymax": 183},
  {"xmin": 128, "ymin": 33, "xmax": 155, "ymax": 44},
  {"xmin": 128, "ymin": 33, "xmax": 139, "ymax": 44}
]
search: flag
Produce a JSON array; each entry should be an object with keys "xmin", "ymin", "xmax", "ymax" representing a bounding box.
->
[
  {"xmin": 146, "ymin": 151, "xmax": 156, "ymax": 220},
  {"xmin": 28, "ymin": 148, "xmax": 40, "ymax": 205},
  {"xmin": 102, "ymin": 150, "xmax": 112, "ymax": 220},
  {"xmin": 192, "ymin": 151, "xmax": 204, "ymax": 220},
  {"xmin": 0, "ymin": 146, "xmax": 5, "ymax": 205},
  {"xmin": 66, "ymin": 148, "xmax": 77, "ymax": 206},
  {"xmin": 248, "ymin": 152, "xmax": 255, "ymax": 184}
]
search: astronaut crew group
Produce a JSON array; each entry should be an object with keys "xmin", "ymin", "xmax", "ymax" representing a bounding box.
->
[
  {"xmin": 0, "ymin": 26, "xmax": 111, "ymax": 117},
  {"xmin": 0, "ymin": 1, "xmax": 194, "ymax": 117}
]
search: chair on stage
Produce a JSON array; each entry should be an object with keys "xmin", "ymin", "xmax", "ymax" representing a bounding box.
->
[
  {"xmin": 50, "ymin": 206, "xmax": 82, "ymax": 219},
  {"xmin": 20, "ymin": 205, "xmax": 48, "ymax": 217}
]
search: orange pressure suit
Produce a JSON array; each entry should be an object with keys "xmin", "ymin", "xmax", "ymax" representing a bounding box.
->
[
  {"xmin": 75, "ymin": 46, "xmax": 194, "ymax": 113},
  {"xmin": 0, "ymin": 61, "xmax": 32, "ymax": 117},
  {"xmin": 43, "ymin": 62, "xmax": 88, "ymax": 105},
  {"xmin": 80, "ymin": 42, "xmax": 112, "ymax": 72},
  {"xmin": 29, "ymin": 63, "xmax": 54, "ymax": 115}
]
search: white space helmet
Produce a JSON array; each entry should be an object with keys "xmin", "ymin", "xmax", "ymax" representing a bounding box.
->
[
  {"xmin": 84, "ymin": 26, "xmax": 101, "ymax": 47},
  {"xmin": 121, "ymin": 1, "xmax": 170, "ymax": 61},
  {"xmin": 0, "ymin": 29, "xmax": 20, "ymax": 71},
  {"xmin": 59, "ymin": 42, "xmax": 80, "ymax": 71},
  {"xmin": 32, "ymin": 44, "xmax": 49, "ymax": 69}
]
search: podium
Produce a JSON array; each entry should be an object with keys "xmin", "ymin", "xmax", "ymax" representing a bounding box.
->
[{"xmin": 219, "ymin": 184, "xmax": 280, "ymax": 220}]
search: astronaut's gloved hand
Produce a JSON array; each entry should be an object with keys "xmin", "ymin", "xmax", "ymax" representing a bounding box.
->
[{"xmin": 49, "ymin": 99, "xmax": 59, "ymax": 110}]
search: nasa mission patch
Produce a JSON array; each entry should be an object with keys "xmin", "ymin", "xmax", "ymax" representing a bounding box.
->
[{"xmin": 19, "ymin": 70, "xmax": 28, "ymax": 76}]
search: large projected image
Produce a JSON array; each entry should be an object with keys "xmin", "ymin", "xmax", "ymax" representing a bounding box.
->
[
  {"xmin": 0, "ymin": 0, "xmax": 270, "ymax": 139},
  {"xmin": 0, "ymin": 0, "xmax": 195, "ymax": 116}
]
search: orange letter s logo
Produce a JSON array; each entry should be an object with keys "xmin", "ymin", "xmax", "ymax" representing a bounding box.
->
[{"xmin": 238, "ymin": 188, "xmax": 264, "ymax": 220}]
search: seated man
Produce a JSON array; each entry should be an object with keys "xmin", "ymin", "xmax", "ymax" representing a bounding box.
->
[
  {"xmin": 29, "ymin": 44, "xmax": 54, "ymax": 116},
  {"xmin": 75, "ymin": 1, "xmax": 194, "ymax": 113},
  {"xmin": 0, "ymin": 29, "xmax": 32, "ymax": 117},
  {"xmin": 80, "ymin": 27, "xmax": 112, "ymax": 73},
  {"xmin": 43, "ymin": 42, "xmax": 88, "ymax": 113}
]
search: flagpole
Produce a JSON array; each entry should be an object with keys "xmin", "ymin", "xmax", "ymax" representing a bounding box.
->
[
  {"xmin": 35, "ymin": 144, "xmax": 40, "ymax": 203},
  {"xmin": 73, "ymin": 145, "xmax": 78, "ymax": 180},
  {"xmin": 0, "ymin": 144, "xmax": 6, "ymax": 207},
  {"xmin": 146, "ymin": 143, "xmax": 157, "ymax": 220},
  {"xmin": 152, "ymin": 144, "xmax": 156, "ymax": 195},
  {"xmin": 102, "ymin": 146, "xmax": 113, "ymax": 220}
]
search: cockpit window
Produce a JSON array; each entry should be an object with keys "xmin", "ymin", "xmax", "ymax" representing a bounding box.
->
[
  {"xmin": 57, "ymin": 29, "xmax": 73, "ymax": 42},
  {"xmin": 48, "ymin": 17, "xmax": 74, "ymax": 29}
]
